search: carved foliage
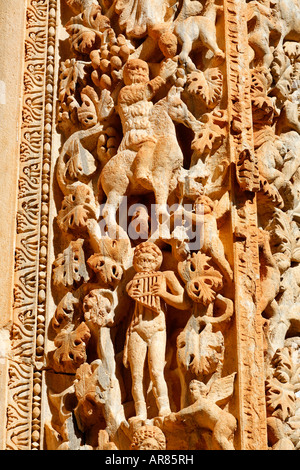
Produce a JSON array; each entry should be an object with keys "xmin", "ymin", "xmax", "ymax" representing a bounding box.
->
[
  {"xmin": 53, "ymin": 239, "xmax": 89, "ymax": 288},
  {"xmin": 52, "ymin": 322, "xmax": 91, "ymax": 374},
  {"xmin": 178, "ymin": 252, "xmax": 223, "ymax": 305}
]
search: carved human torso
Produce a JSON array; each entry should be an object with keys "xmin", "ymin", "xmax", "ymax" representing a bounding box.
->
[{"xmin": 118, "ymin": 77, "xmax": 165, "ymax": 150}]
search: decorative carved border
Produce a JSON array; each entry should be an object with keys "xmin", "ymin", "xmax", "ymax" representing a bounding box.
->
[
  {"xmin": 224, "ymin": 0, "xmax": 267, "ymax": 450},
  {"xmin": 7, "ymin": 0, "xmax": 57, "ymax": 450}
]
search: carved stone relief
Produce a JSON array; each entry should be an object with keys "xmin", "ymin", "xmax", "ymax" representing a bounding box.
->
[{"xmin": 7, "ymin": 0, "xmax": 300, "ymax": 451}]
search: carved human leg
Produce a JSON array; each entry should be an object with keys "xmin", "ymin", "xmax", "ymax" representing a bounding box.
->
[
  {"xmin": 148, "ymin": 329, "xmax": 171, "ymax": 417},
  {"xmin": 126, "ymin": 330, "xmax": 148, "ymax": 421}
]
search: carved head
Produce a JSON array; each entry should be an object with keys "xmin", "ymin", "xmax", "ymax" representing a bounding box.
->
[
  {"xmin": 83, "ymin": 289, "xmax": 114, "ymax": 328},
  {"xmin": 187, "ymin": 69, "xmax": 223, "ymax": 109},
  {"xmin": 158, "ymin": 32, "xmax": 178, "ymax": 59},
  {"xmin": 178, "ymin": 252, "xmax": 223, "ymax": 305},
  {"xmin": 194, "ymin": 195, "xmax": 214, "ymax": 215},
  {"xmin": 123, "ymin": 59, "xmax": 150, "ymax": 85},
  {"xmin": 130, "ymin": 426, "xmax": 166, "ymax": 450},
  {"xmin": 133, "ymin": 242, "xmax": 163, "ymax": 273},
  {"xmin": 189, "ymin": 380, "xmax": 208, "ymax": 402},
  {"xmin": 266, "ymin": 346, "xmax": 298, "ymax": 421}
]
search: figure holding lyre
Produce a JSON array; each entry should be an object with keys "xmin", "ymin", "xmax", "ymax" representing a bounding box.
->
[{"xmin": 124, "ymin": 241, "xmax": 190, "ymax": 421}]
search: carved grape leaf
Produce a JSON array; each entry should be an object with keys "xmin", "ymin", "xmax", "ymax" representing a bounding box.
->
[
  {"xmin": 266, "ymin": 377, "xmax": 296, "ymax": 421},
  {"xmin": 265, "ymin": 209, "xmax": 300, "ymax": 269},
  {"xmin": 195, "ymin": 273, "xmax": 222, "ymax": 305},
  {"xmin": 195, "ymin": 326, "xmax": 224, "ymax": 377},
  {"xmin": 177, "ymin": 322, "xmax": 224, "ymax": 379},
  {"xmin": 52, "ymin": 322, "xmax": 91, "ymax": 374},
  {"xmin": 53, "ymin": 239, "xmax": 89, "ymax": 288},
  {"xmin": 59, "ymin": 59, "xmax": 87, "ymax": 104},
  {"xmin": 75, "ymin": 363, "xmax": 99, "ymax": 402},
  {"xmin": 57, "ymin": 185, "xmax": 98, "ymax": 233},
  {"xmin": 266, "ymin": 346, "xmax": 299, "ymax": 421},
  {"xmin": 65, "ymin": 138, "xmax": 98, "ymax": 182},
  {"xmin": 77, "ymin": 87, "xmax": 99, "ymax": 128},
  {"xmin": 187, "ymin": 69, "xmax": 223, "ymax": 109},
  {"xmin": 83, "ymin": 289, "xmax": 114, "ymax": 328},
  {"xmin": 178, "ymin": 252, "xmax": 223, "ymax": 305},
  {"xmin": 73, "ymin": 362, "xmax": 106, "ymax": 431},
  {"xmin": 52, "ymin": 292, "xmax": 81, "ymax": 331},
  {"xmin": 250, "ymin": 68, "xmax": 274, "ymax": 125},
  {"xmin": 65, "ymin": 4, "xmax": 111, "ymax": 54},
  {"xmin": 98, "ymin": 88, "xmax": 115, "ymax": 119},
  {"xmin": 87, "ymin": 238, "xmax": 129, "ymax": 286},
  {"xmin": 284, "ymin": 41, "xmax": 300, "ymax": 62},
  {"xmin": 192, "ymin": 111, "xmax": 227, "ymax": 157}
]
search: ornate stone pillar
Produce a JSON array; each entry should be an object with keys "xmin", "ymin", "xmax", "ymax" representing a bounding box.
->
[
  {"xmin": 224, "ymin": 0, "xmax": 267, "ymax": 449},
  {"xmin": 2, "ymin": 0, "xmax": 300, "ymax": 451},
  {"xmin": 0, "ymin": 0, "xmax": 26, "ymax": 450}
]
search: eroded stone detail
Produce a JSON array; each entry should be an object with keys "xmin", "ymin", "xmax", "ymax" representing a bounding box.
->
[{"xmin": 9, "ymin": 0, "xmax": 300, "ymax": 451}]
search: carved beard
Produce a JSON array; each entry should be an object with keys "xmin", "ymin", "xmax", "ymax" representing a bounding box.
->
[{"xmin": 130, "ymin": 74, "xmax": 149, "ymax": 84}]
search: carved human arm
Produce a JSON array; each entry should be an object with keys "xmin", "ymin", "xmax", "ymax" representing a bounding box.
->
[
  {"xmin": 159, "ymin": 58, "xmax": 177, "ymax": 81},
  {"xmin": 145, "ymin": 59, "xmax": 177, "ymax": 100},
  {"xmin": 151, "ymin": 270, "xmax": 192, "ymax": 310}
]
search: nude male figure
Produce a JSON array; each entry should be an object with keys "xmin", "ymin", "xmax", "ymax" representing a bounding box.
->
[{"xmin": 124, "ymin": 242, "xmax": 189, "ymax": 420}]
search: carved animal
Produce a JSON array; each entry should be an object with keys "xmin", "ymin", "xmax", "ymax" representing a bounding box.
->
[
  {"xmin": 275, "ymin": 0, "xmax": 300, "ymax": 45},
  {"xmin": 247, "ymin": 1, "xmax": 280, "ymax": 66},
  {"xmin": 247, "ymin": 0, "xmax": 300, "ymax": 65},
  {"xmin": 163, "ymin": 377, "xmax": 237, "ymax": 450},
  {"xmin": 99, "ymin": 60, "xmax": 184, "ymax": 229},
  {"xmin": 173, "ymin": 0, "xmax": 224, "ymax": 69},
  {"xmin": 182, "ymin": 195, "xmax": 233, "ymax": 284},
  {"xmin": 115, "ymin": 0, "xmax": 175, "ymax": 39}
]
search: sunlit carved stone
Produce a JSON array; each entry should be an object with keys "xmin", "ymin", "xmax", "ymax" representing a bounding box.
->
[{"xmin": 2, "ymin": 0, "xmax": 300, "ymax": 451}]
